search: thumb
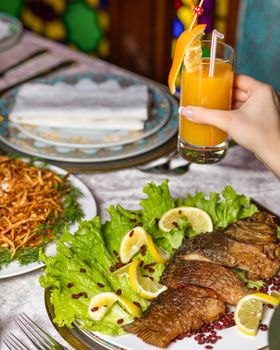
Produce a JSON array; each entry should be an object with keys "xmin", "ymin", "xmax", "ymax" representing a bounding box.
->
[{"xmin": 179, "ymin": 106, "xmax": 238, "ymax": 133}]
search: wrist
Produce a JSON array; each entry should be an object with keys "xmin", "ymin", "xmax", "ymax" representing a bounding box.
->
[{"xmin": 256, "ymin": 138, "xmax": 280, "ymax": 180}]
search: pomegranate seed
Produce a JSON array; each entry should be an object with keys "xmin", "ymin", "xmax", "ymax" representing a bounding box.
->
[
  {"xmin": 116, "ymin": 289, "xmax": 122, "ymax": 295},
  {"xmin": 129, "ymin": 230, "xmax": 134, "ymax": 237},
  {"xmin": 117, "ymin": 318, "xmax": 124, "ymax": 324},
  {"xmin": 80, "ymin": 268, "xmax": 86, "ymax": 273},
  {"xmin": 97, "ymin": 282, "xmax": 105, "ymax": 288},
  {"xmin": 91, "ymin": 306, "xmax": 99, "ymax": 312},
  {"xmin": 67, "ymin": 283, "xmax": 74, "ymax": 288}
]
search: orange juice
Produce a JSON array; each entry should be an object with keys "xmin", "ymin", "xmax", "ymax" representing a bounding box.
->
[{"xmin": 179, "ymin": 58, "xmax": 233, "ymax": 147}]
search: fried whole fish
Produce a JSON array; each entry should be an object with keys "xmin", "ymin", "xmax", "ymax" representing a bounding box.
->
[
  {"xmin": 223, "ymin": 211, "xmax": 278, "ymax": 244},
  {"xmin": 179, "ymin": 231, "xmax": 280, "ymax": 279},
  {"xmin": 124, "ymin": 285, "xmax": 226, "ymax": 348},
  {"xmin": 161, "ymin": 259, "xmax": 249, "ymax": 305}
]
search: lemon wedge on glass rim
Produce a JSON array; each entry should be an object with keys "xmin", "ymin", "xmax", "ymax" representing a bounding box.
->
[
  {"xmin": 168, "ymin": 24, "xmax": 206, "ymax": 95},
  {"xmin": 234, "ymin": 292, "xmax": 280, "ymax": 336},
  {"xmin": 88, "ymin": 291, "xmax": 142, "ymax": 321},
  {"xmin": 158, "ymin": 207, "xmax": 213, "ymax": 233},
  {"xmin": 119, "ymin": 226, "xmax": 170, "ymax": 264},
  {"xmin": 128, "ymin": 259, "xmax": 167, "ymax": 299}
]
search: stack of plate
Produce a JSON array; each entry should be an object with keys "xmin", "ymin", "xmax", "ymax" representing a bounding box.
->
[
  {"xmin": 0, "ymin": 73, "xmax": 178, "ymax": 171},
  {"xmin": 0, "ymin": 12, "xmax": 22, "ymax": 52}
]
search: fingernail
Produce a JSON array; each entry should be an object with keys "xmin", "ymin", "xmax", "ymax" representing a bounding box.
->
[{"xmin": 180, "ymin": 107, "xmax": 194, "ymax": 120}]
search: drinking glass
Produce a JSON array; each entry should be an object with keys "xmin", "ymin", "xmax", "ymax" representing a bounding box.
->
[{"xmin": 177, "ymin": 40, "xmax": 235, "ymax": 164}]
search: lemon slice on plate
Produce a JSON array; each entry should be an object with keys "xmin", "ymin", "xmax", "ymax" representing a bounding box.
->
[
  {"xmin": 117, "ymin": 295, "xmax": 142, "ymax": 317},
  {"xmin": 113, "ymin": 261, "xmax": 133, "ymax": 276},
  {"xmin": 88, "ymin": 292, "xmax": 118, "ymax": 321},
  {"xmin": 119, "ymin": 226, "xmax": 170, "ymax": 264},
  {"xmin": 168, "ymin": 24, "xmax": 206, "ymax": 94},
  {"xmin": 88, "ymin": 292, "xmax": 142, "ymax": 321},
  {"xmin": 145, "ymin": 233, "xmax": 170, "ymax": 264},
  {"xmin": 119, "ymin": 227, "xmax": 146, "ymax": 264},
  {"xmin": 128, "ymin": 259, "xmax": 167, "ymax": 299},
  {"xmin": 234, "ymin": 293, "xmax": 280, "ymax": 336},
  {"xmin": 158, "ymin": 207, "xmax": 213, "ymax": 233}
]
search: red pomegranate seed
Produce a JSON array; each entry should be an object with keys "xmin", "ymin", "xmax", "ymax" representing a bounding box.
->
[
  {"xmin": 205, "ymin": 346, "xmax": 213, "ymax": 349},
  {"xmin": 80, "ymin": 268, "xmax": 86, "ymax": 273},
  {"xmin": 97, "ymin": 282, "xmax": 105, "ymax": 288},
  {"xmin": 117, "ymin": 319, "xmax": 124, "ymax": 324},
  {"xmin": 116, "ymin": 289, "xmax": 122, "ymax": 295},
  {"xmin": 91, "ymin": 306, "xmax": 99, "ymax": 312},
  {"xmin": 129, "ymin": 230, "xmax": 134, "ymax": 237},
  {"xmin": 133, "ymin": 301, "xmax": 141, "ymax": 308},
  {"xmin": 67, "ymin": 283, "xmax": 74, "ymax": 288}
]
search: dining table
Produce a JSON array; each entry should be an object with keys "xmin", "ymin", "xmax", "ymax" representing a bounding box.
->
[{"xmin": 0, "ymin": 30, "xmax": 280, "ymax": 350}]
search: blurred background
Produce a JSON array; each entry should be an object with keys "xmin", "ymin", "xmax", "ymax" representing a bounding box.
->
[{"xmin": 0, "ymin": 0, "xmax": 279, "ymax": 90}]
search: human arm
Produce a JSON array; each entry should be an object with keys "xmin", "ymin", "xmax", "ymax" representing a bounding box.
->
[{"xmin": 179, "ymin": 75, "xmax": 280, "ymax": 179}]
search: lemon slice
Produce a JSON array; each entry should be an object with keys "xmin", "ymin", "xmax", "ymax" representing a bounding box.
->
[
  {"xmin": 271, "ymin": 291, "xmax": 280, "ymax": 300},
  {"xmin": 88, "ymin": 292, "xmax": 118, "ymax": 321},
  {"xmin": 113, "ymin": 261, "xmax": 133, "ymax": 276},
  {"xmin": 128, "ymin": 259, "xmax": 167, "ymax": 299},
  {"xmin": 158, "ymin": 207, "xmax": 213, "ymax": 233},
  {"xmin": 119, "ymin": 227, "xmax": 146, "ymax": 264},
  {"xmin": 144, "ymin": 233, "xmax": 170, "ymax": 264},
  {"xmin": 234, "ymin": 293, "xmax": 280, "ymax": 336},
  {"xmin": 117, "ymin": 295, "xmax": 142, "ymax": 317},
  {"xmin": 119, "ymin": 226, "xmax": 170, "ymax": 264},
  {"xmin": 88, "ymin": 292, "xmax": 142, "ymax": 321}
]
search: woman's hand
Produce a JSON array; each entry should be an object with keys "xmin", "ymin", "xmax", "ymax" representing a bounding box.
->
[{"xmin": 180, "ymin": 75, "xmax": 280, "ymax": 179}]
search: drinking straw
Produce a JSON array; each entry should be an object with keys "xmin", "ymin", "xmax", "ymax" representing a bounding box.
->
[
  {"xmin": 189, "ymin": 0, "xmax": 206, "ymax": 32},
  {"xmin": 208, "ymin": 29, "xmax": 224, "ymax": 77}
]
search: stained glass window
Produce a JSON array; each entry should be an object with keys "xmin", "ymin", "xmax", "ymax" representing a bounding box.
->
[
  {"xmin": 0, "ymin": 0, "xmax": 110, "ymax": 58},
  {"xmin": 172, "ymin": 0, "xmax": 230, "ymax": 51}
]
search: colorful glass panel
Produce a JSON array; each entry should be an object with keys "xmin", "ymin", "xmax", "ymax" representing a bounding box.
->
[{"xmin": 0, "ymin": 0, "xmax": 110, "ymax": 58}]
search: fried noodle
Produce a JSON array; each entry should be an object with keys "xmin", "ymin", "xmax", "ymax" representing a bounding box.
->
[{"xmin": 0, "ymin": 157, "xmax": 67, "ymax": 257}]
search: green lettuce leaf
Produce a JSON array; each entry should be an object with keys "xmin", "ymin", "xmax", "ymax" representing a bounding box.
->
[
  {"xmin": 182, "ymin": 185, "xmax": 258, "ymax": 229},
  {"xmin": 40, "ymin": 217, "xmax": 148, "ymax": 335},
  {"xmin": 232, "ymin": 268, "xmax": 265, "ymax": 290}
]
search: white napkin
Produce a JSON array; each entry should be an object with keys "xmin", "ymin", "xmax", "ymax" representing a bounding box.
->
[
  {"xmin": 9, "ymin": 79, "xmax": 149, "ymax": 130},
  {"xmin": 0, "ymin": 20, "xmax": 10, "ymax": 41}
]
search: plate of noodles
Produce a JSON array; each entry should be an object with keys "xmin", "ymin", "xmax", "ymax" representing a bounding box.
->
[{"xmin": 0, "ymin": 156, "xmax": 97, "ymax": 279}]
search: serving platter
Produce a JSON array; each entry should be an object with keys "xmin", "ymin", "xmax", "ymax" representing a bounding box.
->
[
  {"xmin": 0, "ymin": 73, "xmax": 178, "ymax": 163},
  {"xmin": 0, "ymin": 162, "xmax": 97, "ymax": 279},
  {"xmin": 44, "ymin": 201, "xmax": 280, "ymax": 350},
  {"xmin": 45, "ymin": 289, "xmax": 271, "ymax": 350}
]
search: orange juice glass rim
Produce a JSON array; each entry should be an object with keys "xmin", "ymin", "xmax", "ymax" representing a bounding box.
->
[{"xmin": 199, "ymin": 40, "xmax": 235, "ymax": 64}]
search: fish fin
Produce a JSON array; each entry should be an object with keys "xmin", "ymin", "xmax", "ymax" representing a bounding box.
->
[{"xmin": 124, "ymin": 323, "xmax": 172, "ymax": 348}]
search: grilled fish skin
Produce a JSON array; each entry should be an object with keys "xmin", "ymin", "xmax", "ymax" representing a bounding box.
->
[
  {"xmin": 223, "ymin": 212, "xmax": 277, "ymax": 244},
  {"xmin": 160, "ymin": 259, "xmax": 249, "ymax": 305},
  {"xmin": 124, "ymin": 286, "xmax": 225, "ymax": 348},
  {"xmin": 179, "ymin": 231, "xmax": 280, "ymax": 279}
]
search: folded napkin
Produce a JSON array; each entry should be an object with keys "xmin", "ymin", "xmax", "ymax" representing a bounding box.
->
[
  {"xmin": 0, "ymin": 20, "xmax": 11, "ymax": 41},
  {"xmin": 9, "ymin": 79, "xmax": 149, "ymax": 130}
]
